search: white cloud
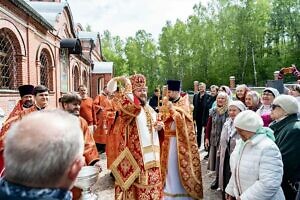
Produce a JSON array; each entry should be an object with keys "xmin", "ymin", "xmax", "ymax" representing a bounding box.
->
[{"xmin": 67, "ymin": 0, "xmax": 201, "ymax": 40}]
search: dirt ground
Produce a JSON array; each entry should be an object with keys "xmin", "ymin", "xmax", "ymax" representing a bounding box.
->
[{"xmin": 91, "ymin": 149, "xmax": 222, "ymax": 200}]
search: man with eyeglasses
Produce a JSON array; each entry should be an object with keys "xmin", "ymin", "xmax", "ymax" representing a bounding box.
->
[
  {"xmin": 256, "ymin": 87, "xmax": 279, "ymax": 126},
  {"xmin": 269, "ymin": 95, "xmax": 300, "ymax": 200}
]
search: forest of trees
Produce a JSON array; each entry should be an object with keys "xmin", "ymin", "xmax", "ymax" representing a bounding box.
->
[{"xmin": 100, "ymin": 0, "xmax": 300, "ymax": 93}]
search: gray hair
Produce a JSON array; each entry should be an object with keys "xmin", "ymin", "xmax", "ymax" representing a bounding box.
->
[
  {"xmin": 217, "ymin": 91, "xmax": 229, "ymax": 100},
  {"xmin": 246, "ymin": 91, "xmax": 260, "ymax": 106},
  {"xmin": 4, "ymin": 109, "xmax": 84, "ymax": 187},
  {"xmin": 210, "ymin": 85, "xmax": 219, "ymax": 91},
  {"xmin": 199, "ymin": 82, "xmax": 206, "ymax": 88},
  {"xmin": 236, "ymin": 84, "xmax": 248, "ymax": 91}
]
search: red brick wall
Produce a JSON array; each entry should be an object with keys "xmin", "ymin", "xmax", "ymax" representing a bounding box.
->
[{"xmin": 0, "ymin": 1, "xmax": 108, "ymax": 117}]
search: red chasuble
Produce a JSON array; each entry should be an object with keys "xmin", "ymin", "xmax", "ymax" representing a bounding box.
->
[{"xmin": 112, "ymin": 94, "xmax": 163, "ymax": 200}]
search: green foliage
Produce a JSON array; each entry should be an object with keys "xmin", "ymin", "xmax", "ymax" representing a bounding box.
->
[
  {"xmin": 85, "ymin": 24, "xmax": 92, "ymax": 31},
  {"xmin": 101, "ymin": 0, "xmax": 300, "ymax": 92},
  {"xmin": 101, "ymin": 30, "xmax": 128, "ymax": 76}
]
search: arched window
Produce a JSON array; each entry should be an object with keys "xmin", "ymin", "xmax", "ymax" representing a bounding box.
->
[
  {"xmin": 82, "ymin": 70, "xmax": 88, "ymax": 87},
  {"xmin": 0, "ymin": 30, "xmax": 17, "ymax": 89},
  {"xmin": 98, "ymin": 77, "xmax": 104, "ymax": 94},
  {"xmin": 73, "ymin": 66, "xmax": 79, "ymax": 91},
  {"xmin": 40, "ymin": 49, "xmax": 53, "ymax": 90}
]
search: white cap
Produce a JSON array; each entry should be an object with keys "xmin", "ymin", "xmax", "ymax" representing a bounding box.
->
[
  {"xmin": 228, "ymin": 100, "xmax": 246, "ymax": 112},
  {"xmin": 234, "ymin": 110, "xmax": 263, "ymax": 132},
  {"xmin": 263, "ymin": 87, "xmax": 279, "ymax": 97},
  {"xmin": 273, "ymin": 95, "xmax": 299, "ymax": 115}
]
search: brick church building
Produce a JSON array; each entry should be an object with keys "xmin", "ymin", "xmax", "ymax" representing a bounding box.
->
[{"xmin": 0, "ymin": 0, "xmax": 112, "ymax": 115}]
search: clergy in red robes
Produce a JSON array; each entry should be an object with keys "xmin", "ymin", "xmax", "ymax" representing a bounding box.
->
[
  {"xmin": 105, "ymin": 89, "xmax": 121, "ymax": 169},
  {"xmin": 93, "ymin": 86, "xmax": 116, "ymax": 152},
  {"xmin": 78, "ymin": 85, "xmax": 97, "ymax": 132},
  {"xmin": 60, "ymin": 93, "xmax": 101, "ymax": 200},
  {"xmin": 0, "ymin": 84, "xmax": 34, "ymax": 172},
  {"xmin": 60, "ymin": 93, "xmax": 100, "ymax": 166},
  {"xmin": 0, "ymin": 85, "xmax": 49, "ymax": 175},
  {"xmin": 108, "ymin": 74, "xmax": 163, "ymax": 200},
  {"xmin": 6, "ymin": 85, "xmax": 34, "ymax": 120},
  {"xmin": 160, "ymin": 80, "xmax": 203, "ymax": 200}
]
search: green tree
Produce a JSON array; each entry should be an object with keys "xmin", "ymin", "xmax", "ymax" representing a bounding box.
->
[
  {"xmin": 101, "ymin": 30, "xmax": 127, "ymax": 76},
  {"xmin": 125, "ymin": 30, "xmax": 160, "ymax": 93},
  {"xmin": 101, "ymin": 0, "xmax": 300, "ymax": 89}
]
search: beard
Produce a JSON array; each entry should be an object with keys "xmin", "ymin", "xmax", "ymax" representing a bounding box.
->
[
  {"xmin": 138, "ymin": 95, "xmax": 147, "ymax": 106},
  {"xmin": 23, "ymin": 100, "xmax": 33, "ymax": 108},
  {"xmin": 68, "ymin": 109, "xmax": 80, "ymax": 117},
  {"xmin": 168, "ymin": 97, "xmax": 174, "ymax": 102}
]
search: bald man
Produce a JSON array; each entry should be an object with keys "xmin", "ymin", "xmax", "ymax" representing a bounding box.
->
[{"xmin": 0, "ymin": 110, "xmax": 84, "ymax": 200}]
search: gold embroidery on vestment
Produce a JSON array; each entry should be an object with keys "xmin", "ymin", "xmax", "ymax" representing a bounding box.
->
[
  {"xmin": 164, "ymin": 192, "xmax": 192, "ymax": 198},
  {"xmin": 143, "ymin": 145, "xmax": 160, "ymax": 153},
  {"xmin": 111, "ymin": 147, "xmax": 141, "ymax": 190}
]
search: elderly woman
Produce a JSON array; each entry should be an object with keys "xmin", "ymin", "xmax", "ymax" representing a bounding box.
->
[
  {"xmin": 225, "ymin": 110, "xmax": 284, "ymax": 200},
  {"xmin": 235, "ymin": 84, "xmax": 249, "ymax": 104},
  {"xmin": 205, "ymin": 92, "xmax": 229, "ymax": 190},
  {"xmin": 245, "ymin": 90, "xmax": 261, "ymax": 112},
  {"xmin": 269, "ymin": 95, "xmax": 300, "ymax": 200},
  {"xmin": 290, "ymin": 84, "xmax": 300, "ymax": 113},
  {"xmin": 219, "ymin": 85, "xmax": 233, "ymax": 100},
  {"xmin": 218, "ymin": 101, "xmax": 246, "ymax": 199},
  {"xmin": 256, "ymin": 87, "xmax": 279, "ymax": 126}
]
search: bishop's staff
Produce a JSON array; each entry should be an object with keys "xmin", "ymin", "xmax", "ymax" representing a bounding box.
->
[{"xmin": 157, "ymin": 85, "xmax": 161, "ymax": 109}]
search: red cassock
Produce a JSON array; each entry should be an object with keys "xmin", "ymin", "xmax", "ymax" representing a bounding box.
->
[
  {"xmin": 93, "ymin": 93, "xmax": 116, "ymax": 144},
  {"xmin": 0, "ymin": 105, "xmax": 38, "ymax": 174},
  {"xmin": 72, "ymin": 117, "xmax": 100, "ymax": 200}
]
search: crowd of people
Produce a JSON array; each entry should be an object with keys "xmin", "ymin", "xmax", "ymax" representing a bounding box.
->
[
  {"xmin": 191, "ymin": 81, "xmax": 300, "ymax": 200},
  {"xmin": 0, "ymin": 75, "xmax": 299, "ymax": 200}
]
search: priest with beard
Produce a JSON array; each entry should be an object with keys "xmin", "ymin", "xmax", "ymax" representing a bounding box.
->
[
  {"xmin": 160, "ymin": 80, "xmax": 203, "ymax": 200},
  {"xmin": 60, "ymin": 93, "xmax": 100, "ymax": 166},
  {"xmin": 60, "ymin": 92, "xmax": 100, "ymax": 200},
  {"xmin": 0, "ymin": 85, "xmax": 51, "ymax": 174},
  {"xmin": 6, "ymin": 85, "xmax": 34, "ymax": 119},
  {"xmin": 108, "ymin": 74, "xmax": 164, "ymax": 200},
  {"xmin": 0, "ymin": 84, "xmax": 34, "ymax": 173}
]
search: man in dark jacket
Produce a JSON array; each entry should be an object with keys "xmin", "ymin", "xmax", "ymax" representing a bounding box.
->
[
  {"xmin": 269, "ymin": 95, "xmax": 300, "ymax": 200},
  {"xmin": 149, "ymin": 88, "xmax": 161, "ymax": 113},
  {"xmin": 193, "ymin": 82, "xmax": 211, "ymax": 148}
]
